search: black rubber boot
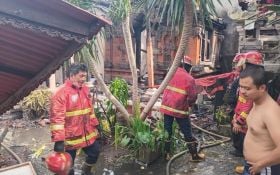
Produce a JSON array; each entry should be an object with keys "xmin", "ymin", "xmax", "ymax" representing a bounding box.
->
[
  {"xmin": 164, "ymin": 140, "xmax": 171, "ymax": 160},
  {"xmin": 81, "ymin": 163, "xmax": 94, "ymax": 175},
  {"xmin": 186, "ymin": 138, "xmax": 205, "ymax": 162}
]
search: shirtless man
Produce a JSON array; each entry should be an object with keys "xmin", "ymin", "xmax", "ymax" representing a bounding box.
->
[{"xmin": 239, "ymin": 65, "xmax": 280, "ymax": 175}]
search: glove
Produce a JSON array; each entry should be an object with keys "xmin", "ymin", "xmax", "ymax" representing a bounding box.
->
[{"xmin": 54, "ymin": 141, "xmax": 65, "ymax": 152}]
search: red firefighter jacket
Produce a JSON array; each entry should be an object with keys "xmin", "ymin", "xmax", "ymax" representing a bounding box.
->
[
  {"xmin": 50, "ymin": 80, "xmax": 99, "ymax": 150},
  {"xmin": 234, "ymin": 93, "xmax": 253, "ymax": 133},
  {"xmin": 160, "ymin": 67, "xmax": 197, "ymax": 118}
]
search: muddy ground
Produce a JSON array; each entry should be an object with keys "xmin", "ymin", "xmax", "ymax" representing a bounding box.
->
[{"xmin": 0, "ymin": 116, "xmax": 243, "ymax": 175}]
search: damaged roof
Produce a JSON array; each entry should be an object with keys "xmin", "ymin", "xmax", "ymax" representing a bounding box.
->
[{"xmin": 0, "ymin": 0, "xmax": 111, "ymax": 114}]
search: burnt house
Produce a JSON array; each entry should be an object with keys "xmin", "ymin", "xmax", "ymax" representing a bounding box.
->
[{"xmin": 103, "ymin": 14, "xmax": 227, "ymax": 85}]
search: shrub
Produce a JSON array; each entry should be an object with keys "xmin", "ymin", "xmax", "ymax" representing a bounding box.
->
[
  {"xmin": 215, "ymin": 106, "xmax": 231, "ymax": 125},
  {"xmin": 20, "ymin": 88, "xmax": 52, "ymax": 119}
]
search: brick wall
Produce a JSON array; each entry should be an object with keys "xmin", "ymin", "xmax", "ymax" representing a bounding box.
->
[{"xmin": 104, "ymin": 27, "xmax": 179, "ymax": 85}]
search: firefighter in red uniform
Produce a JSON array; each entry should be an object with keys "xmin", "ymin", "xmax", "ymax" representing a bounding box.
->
[
  {"xmin": 231, "ymin": 92, "xmax": 253, "ymax": 157},
  {"xmin": 50, "ymin": 63, "xmax": 100, "ymax": 175},
  {"xmin": 229, "ymin": 53, "xmax": 251, "ymax": 158},
  {"xmin": 160, "ymin": 56, "xmax": 205, "ymax": 161}
]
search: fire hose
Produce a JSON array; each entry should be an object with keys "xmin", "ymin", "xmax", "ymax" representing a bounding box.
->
[
  {"xmin": 0, "ymin": 125, "xmax": 23, "ymax": 164},
  {"xmin": 1, "ymin": 143, "xmax": 23, "ymax": 163},
  {"xmin": 166, "ymin": 122, "xmax": 231, "ymax": 175}
]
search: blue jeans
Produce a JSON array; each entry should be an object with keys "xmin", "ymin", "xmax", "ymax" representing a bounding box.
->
[
  {"xmin": 242, "ymin": 161, "xmax": 251, "ymax": 175},
  {"xmin": 164, "ymin": 114, "xmax": 193, "ymax": 141}
]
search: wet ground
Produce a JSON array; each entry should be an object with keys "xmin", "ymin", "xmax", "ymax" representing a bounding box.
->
[{"xmin": 0, "ymin": 121, "xmax": 244, "ymax": 175}]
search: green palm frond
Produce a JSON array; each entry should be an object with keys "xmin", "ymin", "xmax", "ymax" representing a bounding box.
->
[
  {"xmin": 109, "ymin": 0, "xmax": 131, "ymax": 24},
  {"xmin": 136, "ymin": 0, "xmax": 230, "ymax": 32}
]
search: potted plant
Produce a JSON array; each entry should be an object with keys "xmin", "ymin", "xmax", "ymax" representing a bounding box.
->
[{"xmin": 114, "ymin": 116, "xmax": 168, "ymax": 165}]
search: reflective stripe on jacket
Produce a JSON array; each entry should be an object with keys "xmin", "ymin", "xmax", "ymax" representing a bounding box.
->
[
  {"xmin": 160, "ymin": 67, "xmax": 197, "ymax": 118},
  {"xmin": 234, "ymin": 93, "xmax": 253, "ymax": 133},
  {"xmin": 50, "ymin": 80, "xmax": 99, "ymax": 150}
]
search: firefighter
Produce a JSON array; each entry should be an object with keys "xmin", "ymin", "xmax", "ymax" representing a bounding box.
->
[
  {"xmin": 160, "ymin": 56, "xmax": 205, "ymax": 162},
  {"xmin": 50, "ymin": 63, "xmax": 100, "ymax": 175},
  {"xmin": 225, "ymin": 53, "xmax": 247, "ymax": 115},
  {"xmin": 231, "ymin": 90, "xmax": 253, "ymax": 157},
  {"xmin": 229, "ymin": 53, "xmax": 251, "ymax": 157}
]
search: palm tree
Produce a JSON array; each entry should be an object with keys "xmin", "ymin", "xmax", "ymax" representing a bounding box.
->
[
  {"xmin": 79, "ymin": 43, "xmax": 131, "ymax": 122},
  {"xmin": 139, "ymin": 0, "xmax": 228, "ymax": 120},
  {"xmin": 110, "ymin": 0, "xmax": 140, "ymax": 117},
  {"xmin": 138, "ymin": 0, "xmax": 192, "ymax": 119}
]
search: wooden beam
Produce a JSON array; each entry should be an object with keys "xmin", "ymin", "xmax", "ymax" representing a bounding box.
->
[
  {"xmin": 0, "ymin": 42, "xmax": 83, "ymax": 114},
  {"xmin": 146, "ymin": 30, "xmax": 154, "ymax": 87},
  {"xmin": 0, "ymin": 64, "xmax": 34, "ymax": 78}
]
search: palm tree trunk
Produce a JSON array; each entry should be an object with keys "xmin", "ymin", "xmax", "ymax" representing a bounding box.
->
[
  {"xmin": 87, "ymin": 54, "xmax": 131, "ymax": 122},
  {"xmin": 140, "ymin": 0, "xmax": 193, "ymax": 120},
  {"xmin": 122, "ymin": 15, "xmax": 140, "ymax": 116}
]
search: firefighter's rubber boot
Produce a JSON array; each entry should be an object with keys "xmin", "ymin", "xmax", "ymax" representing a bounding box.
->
[
  {"xmin": 164, "ymin": 140, "xmax": 172, "ymax": 160},
  {"xmin": 187, "ymin": 138, "xmax": 205, "ymax": 162},
  {"xmin": 234, "ymin": 165, "xmax": 244, "ymax": 174},
  {"xmin": 190, "ymin": 151, "xmax": 205, "ymax": 162},
  {"xmin": 81, "ymin": 163, "xmax": 94, "ymax": 175}
]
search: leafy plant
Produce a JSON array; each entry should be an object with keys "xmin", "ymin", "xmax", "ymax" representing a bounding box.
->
[
  {"xmin": 115, "ymin": 116, "xmax": 168, "ymax": 155},
  {"xmin": 20, "ymin": 88, "xmax": 52, "ymax": 119},
  {"xmin": 107, "ymin": 78, "xmax": 129, "ymax": 112},
  {"xmin": 215, "ymin": 106, "xmax": 231, "ymax": 125},
  {"xmin": 95, "ymin": 78, "xmax": 129, "ymax": 136}
]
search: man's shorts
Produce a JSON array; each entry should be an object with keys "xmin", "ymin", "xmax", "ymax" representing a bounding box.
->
[{"xmin": 243, "ymin": 161, "xmax": 280, "ymax": 175}]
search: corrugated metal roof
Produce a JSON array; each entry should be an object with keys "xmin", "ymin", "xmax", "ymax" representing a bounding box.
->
[{"xmin": 0, "ymin": 0, "xmax": 111, "ymax": 114}]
